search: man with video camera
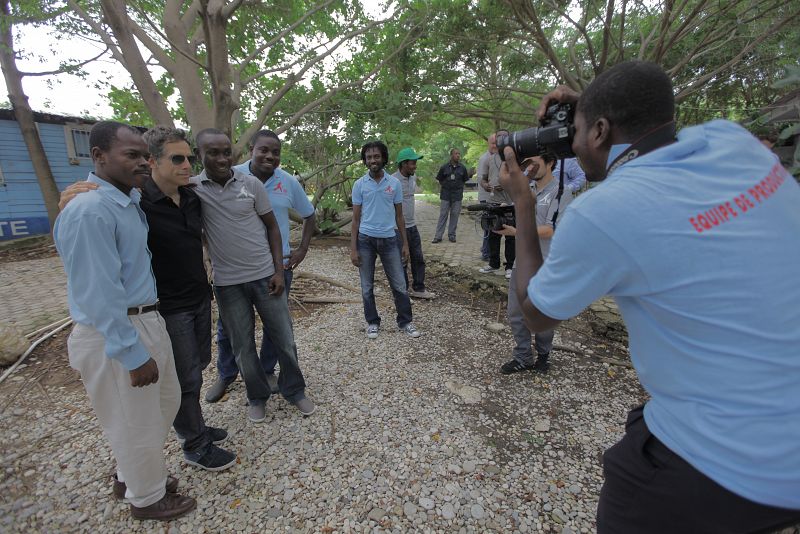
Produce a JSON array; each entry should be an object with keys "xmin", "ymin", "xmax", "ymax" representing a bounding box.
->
[
  {"xmin": 500, "ymin": 61, "xmax": 800, "ymax": 532},
  {"xmin": 479, "ymin": 129, "xmax": 516, "ymax": 277}
]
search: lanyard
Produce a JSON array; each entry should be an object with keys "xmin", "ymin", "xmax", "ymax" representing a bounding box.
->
[{"xmin": 607, "ymin": 121, "xmax": 677, "ymax": 175}]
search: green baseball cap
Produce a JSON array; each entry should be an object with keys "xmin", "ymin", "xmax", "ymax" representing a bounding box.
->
[{"xmin": 396, "ymin": 147, "xmax": 424, "ymax": 164}]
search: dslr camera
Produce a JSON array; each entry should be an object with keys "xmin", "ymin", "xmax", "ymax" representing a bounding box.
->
[
  {"xmin": 467, "ymin": 203, "xmax": 516, "ymax": 232},
  {"xmin": 497, "ymin": 103, "xmax": 576, "ymax": 161}
]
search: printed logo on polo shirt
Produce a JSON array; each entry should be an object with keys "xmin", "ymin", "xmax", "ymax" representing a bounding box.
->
[
  {"xmin": 273, "ymin": 181, "xmax": 287, "ymax": 194},
  {"xmin": 236, "ymin": 185, "xmax": 255, "ymax": 201},
  {"xmin": 384, "ymin": 185, "xmax": 394, "ymax": 195}
]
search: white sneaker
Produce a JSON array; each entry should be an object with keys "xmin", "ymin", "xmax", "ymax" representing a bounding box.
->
[
  {"xmin": 478, "ymin": 265, "xmax": 498, "ymax": 274},
  {"xmin": 366, "ymin": 324, "xmax": 379, "ymax": 339},
  {"xmin": 409, "ymin": 290, "xmax": 436, "ymax": 299},
  {"xmin": 400, "ymin": 323, "xmax": 421, "ymax": 338},
  {"xmin": 505, "ymin": 269, "xmax": 512, "ymax": 279}
]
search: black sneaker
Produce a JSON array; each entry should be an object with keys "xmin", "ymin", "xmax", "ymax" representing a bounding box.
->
[
  {"xmin": 431, "ymin": 238, "xmax": 442, "ymax": 243},
  {"xmin": 500, "ymin": 359, "xmax": 535, "ymax": 374},
  {"xmin": 207, "ymin": 426, "xmax": 229, "ymax": 445},
  {"xmin": 532, "ymin": 353, "xmax": 550, "ymax": 373},
  {"xmin": 184, "ymin": 444, "xmax": 237, "ymax": 471}
]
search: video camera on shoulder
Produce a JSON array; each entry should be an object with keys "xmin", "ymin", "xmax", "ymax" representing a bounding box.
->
[
  {"xmin": 497, "ymin": 103, "xmax": 576, "ymax": 161},
  {"xmin": 467, "ymin": 203, "xmax": 516, "ymax": 232}
]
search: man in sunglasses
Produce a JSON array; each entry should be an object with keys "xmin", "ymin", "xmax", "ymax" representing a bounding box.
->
[{"xmin": 58, "ymin": 127, "xmax": 237, "ymax": 473}]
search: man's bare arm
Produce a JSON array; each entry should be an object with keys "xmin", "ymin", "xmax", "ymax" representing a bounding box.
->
[
  {"xmin": 287, "ymin": 213, "xmax": 316, "ymax": 270},
  {"xmin": 350, "ymin": 204, "xmax": 362, "ymax": 267},
  {"xmin": 259, "ymin": 211, "xmax": 285, "ymax": 295}
]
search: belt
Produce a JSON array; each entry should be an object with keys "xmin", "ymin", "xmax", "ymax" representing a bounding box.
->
[{"xmin": 127, "ymin": 301, "xmax": 159, "ymax": 315}]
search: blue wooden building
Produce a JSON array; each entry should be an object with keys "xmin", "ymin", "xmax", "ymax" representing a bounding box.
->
[{"xmin": 0, "ymin": 109, "xmax": 96, "ymax": 241}]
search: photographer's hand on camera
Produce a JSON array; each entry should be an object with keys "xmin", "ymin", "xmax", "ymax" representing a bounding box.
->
[{"xmin": 536, "ymin": 85, "xmax": 580, "ymax": 121}]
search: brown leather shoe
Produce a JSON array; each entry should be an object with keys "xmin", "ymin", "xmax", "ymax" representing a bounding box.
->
[
  {"xmin": 113, "ymin": 474, "xmax": 179, "ymax": 501},
  {"xmin": 130, "ymin": 492, "xmax": 196, "ymax": 521}
]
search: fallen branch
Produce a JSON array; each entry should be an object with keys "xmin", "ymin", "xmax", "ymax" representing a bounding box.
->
[
  {"xmin": 289, "ymin": 293, "xmax": 309, "ymax": 314},
  {"xmin": 553, "ymin": 343, "xmax": 633, "ymax": 369},
  {"xmin": 293, "ymin": 271, "xmax": 361, "ymax": 293},
  {"xmin": 0, "ymin": 319, "xmax": 73, "ymax": 388},
  {"xmin": 298, "ymin": 297, "xmax": 362, "ymax": 304}
]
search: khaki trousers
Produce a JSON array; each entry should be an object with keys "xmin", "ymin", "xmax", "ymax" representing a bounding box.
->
[{"xmin": 68, "ymin": 312, "xmax": 180, "ymax": 507}]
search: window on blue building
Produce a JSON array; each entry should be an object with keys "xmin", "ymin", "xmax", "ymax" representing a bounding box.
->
[
  {"xmin": 64, "ymin": 123, "xmax": 93, "ymax": 162},
  {"xmin": 71, "ymin": 129, "xmax": 91, "ymax": 158}
]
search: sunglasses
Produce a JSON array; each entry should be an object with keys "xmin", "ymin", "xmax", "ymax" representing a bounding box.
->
[{"xmin": 168, "ymin": 154, "xmax": 197, "ymax": 166}]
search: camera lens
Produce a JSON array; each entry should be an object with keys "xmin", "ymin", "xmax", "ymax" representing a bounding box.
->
[{"xmin": 497, "ymin": 127, "xmax": 541, "ymax": 162}]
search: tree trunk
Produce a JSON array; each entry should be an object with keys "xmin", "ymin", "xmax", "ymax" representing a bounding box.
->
[
  {"xmin": 0, "ymin": 0, "xmax": 61, "ymax": 228},
  {"xmin": 100, "ymin": 0, "xmax": 175, "ymax": 126}
]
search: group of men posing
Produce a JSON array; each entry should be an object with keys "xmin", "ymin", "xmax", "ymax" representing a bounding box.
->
[
  {"xmin": 53, "ymin": 60, "xmax": 800, "ymax": 532},
  {"xmin": 55, "ymin": 125, "xmax": 324, "ymax": 519},
  {"xmin": 54, "ymin": 123, "xmax": 447, "ymax": 520}
]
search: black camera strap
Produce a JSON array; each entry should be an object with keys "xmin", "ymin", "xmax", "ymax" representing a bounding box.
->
[
  {"xmin": 606, "ymin": 121, "xmax": 677, "ymax": 175},
  {"xmin": 549, "ymin": 162, "xmax": 566, "ymax": 230}
]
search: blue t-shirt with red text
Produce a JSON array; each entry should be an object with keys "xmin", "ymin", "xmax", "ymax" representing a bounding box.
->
[
  {"xmin": 352, "ymin": 172, "xmax": 403, "ymax": 238},
  {"xmin": 233, "ymin": 162, "xmax": 314, "ymax": 264},
  {"xmin": 528, "ymin": 120, "xmax": 800, "ymax": 508}
]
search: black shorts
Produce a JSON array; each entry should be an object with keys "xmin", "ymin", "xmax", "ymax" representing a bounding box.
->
[{"xmin": 597, "ymin": 405, "xmax": 800, "ymax": 534}]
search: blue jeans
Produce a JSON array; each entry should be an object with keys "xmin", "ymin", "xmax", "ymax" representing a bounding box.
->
[
  {"xmin": 216, "ymin": 270, "xmax": 293, "ymax": 382},
  {"xmin": 396, "ymin": 226, "xmax": 426, "ymax": 292},
  {"xmin": 162, "ymin": 297, "xmax": 212, "ymax": 454},
  {"xmin": 213, "ymin": 274, "xmax": 305, "ymax": 405},
  {"xmin": 357, "ymin": 233, "xmax": 413, "ymax": 327}
]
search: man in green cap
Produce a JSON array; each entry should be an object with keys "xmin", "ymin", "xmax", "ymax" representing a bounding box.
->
[{"xmin": 393, "ymin": 148, "xmax": 435, "ymax": 299}]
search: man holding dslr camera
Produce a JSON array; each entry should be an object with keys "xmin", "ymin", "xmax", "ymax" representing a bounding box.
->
[
  {"xmin": 500, "ymin": 61, "xmax": 800, "ymax": 532},
  {"xmin": 495, "ymin": 152, "xmax": 571, "ymax": 375}
]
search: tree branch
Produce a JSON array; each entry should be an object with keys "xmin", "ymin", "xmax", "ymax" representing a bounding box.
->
[
  {"xmin": 18, "ymin": 47, "xmax": 109, "ymax": 76},
  {"xmin": 674, "ymin": 6, "xmax": 800, "ymax": 101},
  {"xmin": 129, "ymin": 2, "xmax": 201, "ymax": 70},
  {"xmin": 236, "ymin": 0, "xmax": 337, "ymax": 73}
]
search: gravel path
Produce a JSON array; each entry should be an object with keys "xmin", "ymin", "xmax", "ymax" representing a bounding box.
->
[{"xmin": 0, "ymin": 247, "xmax": 646, "ymax": 533}]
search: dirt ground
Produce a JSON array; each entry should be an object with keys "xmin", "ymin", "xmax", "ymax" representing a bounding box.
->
[{"xmin": 0, "ymin": 243, "xmax": 645, "ymax": 533}]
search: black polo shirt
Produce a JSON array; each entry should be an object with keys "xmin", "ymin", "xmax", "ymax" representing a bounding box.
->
[
  {"xmin": 140, "ymin": 178, "xmax": 211, "ymax": 315},
  {"xmin": 435, "ymin": 162, "xmax": 470, "ymax": 202}
]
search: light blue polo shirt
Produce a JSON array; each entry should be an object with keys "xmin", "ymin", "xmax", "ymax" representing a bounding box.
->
[
  {"xmin": 234, "ymin": 162, "xmax": 314, "ymax": 264},
  {"xmin": 528, "ymin": 120, "xmax": 800, "ymax": 508},
  {"xmin": 352, "ymin": 172, "xmax": 403, "ymax": 238}
]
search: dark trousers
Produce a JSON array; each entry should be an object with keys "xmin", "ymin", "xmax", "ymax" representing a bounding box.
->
[
  {"xmin": 488, "ymin": 232, "xmax": 515, "ymax": 270},
  {"xmin": 479, "ymin": 200, "xmax": 489, "ymax": 259},
  {"xmin": 598, "ymin": 405, "xmax": 800, "ymax": 533},
  {"xmin": 434, "ymin": 199, "xmax": 461, "ymax": 240},
  {"xmin": 162, "ymin": 297, "xmax": 212, "ymax": 454},
  {"xmin": 216, "ymin": 270, "xmax": 293, "ymax": 381},
  {"xmin": 357, "ymin": 233, "xmax": 413, "ymax": 327},
  {"xmin": 214, "ymin": 275, "xmax": 306, "ymax": 405},
  {"xmin": 397, "ymin": 226, "xmax": 426, "ymax": 292}
]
